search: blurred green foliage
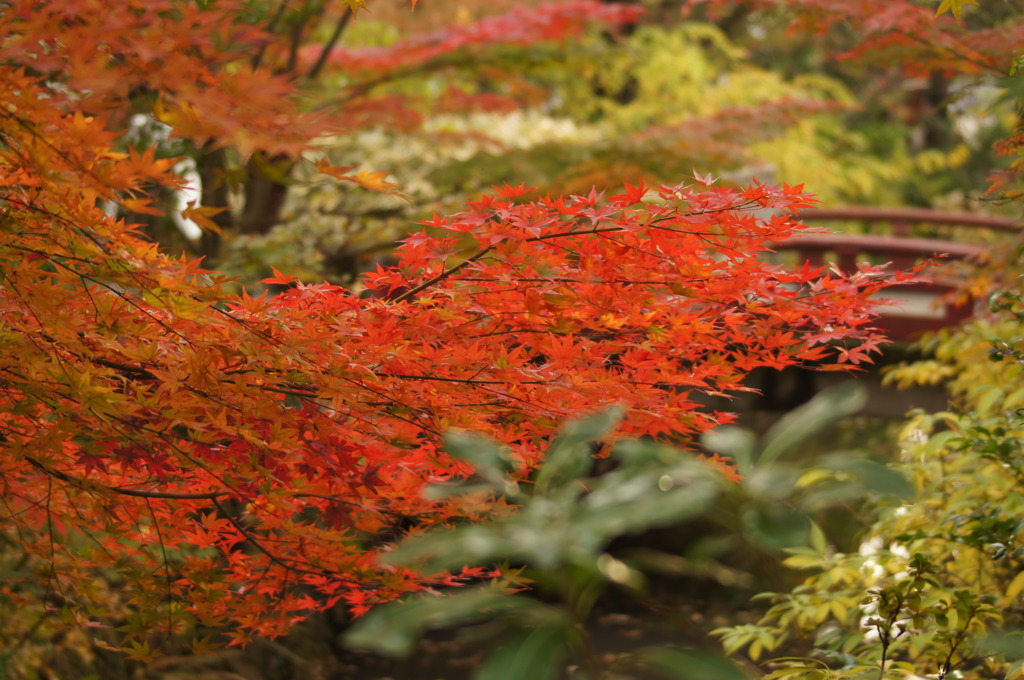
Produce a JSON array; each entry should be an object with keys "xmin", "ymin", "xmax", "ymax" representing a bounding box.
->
[
  {"xmin": 714, "ymin": 283, "xmax": 1024, "ymax": 680},
  {"xmin": 344, "ymin": 385, "xmax": 910, "ymax": 680}
]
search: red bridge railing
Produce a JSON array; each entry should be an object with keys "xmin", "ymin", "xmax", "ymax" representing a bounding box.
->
[{"xmin": 773, "ymin": 207, "xmax": 1021, "ymax": 340}]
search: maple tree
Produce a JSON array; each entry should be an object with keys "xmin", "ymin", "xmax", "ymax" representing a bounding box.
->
[
  {"xmin": 123, "ymin": 0, "xmax": 643, "ymax": 260},
  {"xmin": 0, "ymin": 0, "xmax": 911, "ymax": 654}
]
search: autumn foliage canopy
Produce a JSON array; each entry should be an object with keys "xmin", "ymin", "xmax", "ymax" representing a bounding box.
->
[{"xmin": 0, "ymin": 0, "xmax": 909, "ymax": 645}]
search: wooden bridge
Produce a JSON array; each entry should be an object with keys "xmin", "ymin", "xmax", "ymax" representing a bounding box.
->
[
  {"xmin": 773, "ymin": 206, "xmax": 1021, "ymax": 341},
  {"xmin": 726, "ymin": 206, "xmax": 1023, "ymax": 419}
]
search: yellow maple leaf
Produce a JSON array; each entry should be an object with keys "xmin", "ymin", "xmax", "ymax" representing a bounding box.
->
[
  {"xmin": 935, "ymin": 0, "xmax": 978, "ymax": 20},
  {"xmin": 181, "ymin": 202, "xmax": 228, "ymax": 235},
  {"xmin": 352, "ymin": 169, "xmax": 399, "ymax": 192}
]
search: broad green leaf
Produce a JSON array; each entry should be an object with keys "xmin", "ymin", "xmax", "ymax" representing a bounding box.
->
[
  {"xmin": 344, "ymin": 588, "xmax": 535, "ymax": 656},
  {"xmin": 923, "ymin": 429, "xmax": 959, "ymax": 457},
  {"xmin": 765, "ymin": 667, "xmax": 826, "ymax": 680},
  {"xmin": 781, "ymin": 553, "xmax": 826, "ymax": 570},
  {"xmin": 703, "ymin": 425, "xmax": 757, "ymax": 475},
  {"xmin": 475, "ymin": 623, "xmax": 569, "ymax": 680},
  {"xmin": 614, "ymin": 438, "xmax": 690, "ymax": 468},
  {"xmin": 1004, "ymin": 385, "xmax": 1024, "ymax": 410},
  {"xmin": 535, "ymin": 406, "xmax": 624, "ymax": 495},
  {"xmin": 443, "ymin": 429, "xmax": 517, "ymax": 485},
  {"xmin": 759, "ymin": 382, "xmax": 867, "ymax": 466},
  {"xmin": 424, "ymin": 481, "xmax": 508, "ymax": 500},
  {"xmin": 633, "ymin": 647, "xmax": 751, "ymax": 680},
  {"xmin": 819, "ymin": 453, "xmax": 914, "ymax": 498},
  {"xmin": 578, "ymin": 460, "xmax": 721, "ymax": 541},
  {"xmin": 975, "ymin": 631, "xmax": 1024, "ymax": 658},
  {"xmin": 742, "ymin": 503, "xmax": 811, "ymax": 551},
  {"xmin": 746, "ymin": 465, "xmax": 801, "ymax": 501},
  {"xmin": 1003, "ymin": 571, "xmax": 1024, "ymax": 607},
  {"xmin": 384, "ymin": 524, "xmax": 511, "ymax": 573},
  {"xmin": 809, "ymin": 522, "xmax": 827, "ymax": 554},
  {"xmin": 387, "ymin": 499, "xmax": 579, "ymax": 572},
  {"xmin": 974, "ymin": 385, "xmax": 1005, "ymax": 414}
]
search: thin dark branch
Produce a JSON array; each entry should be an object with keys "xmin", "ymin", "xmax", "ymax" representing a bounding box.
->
[
  {"xmin": 392, "ymin": 201, "xmax": 775, "ymax": 302},
  {"xmin": 307, "ymin": 7, "xmax": 353, "ymax": 79},
  {"xmin": 24, "ymin": 456, "xmax": 231, "ymax": 501},
  {"xmin": 210, "ymin": 498, "xmax": 367, "ymax": 586},
  {"xmin": 314, "ymin": 56, "xmax": 465, "ymax": 111},
  {"xmin": 144, "ymin": 498, "xmax": 176, "ymax": 640},
  {"xmin": 376, "ymin": 372, "xmax": 547, "ymax": 386},
  {"xmin": 252, "ymin": 0, "xmax": 290, "ymax": 71},
  {"xmin": 394, "ymin": 244, "xmax": 495, "ymax": 302},
  {"xmin": 291, "ymin": 492, "xmax": 359, "ymax": 506},
  {"xmin": 285, "ymin": 9, "xmax": 316, "ymax": 75},
  {"xmin": 91, "ymin": 357, "xmax": 156, "ymax": 378}
]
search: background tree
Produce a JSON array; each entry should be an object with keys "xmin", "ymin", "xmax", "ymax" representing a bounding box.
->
[
  {"xmin": 0, "ymin": 0, "xmax": 907, "ymax": 664},
  {"xmin": 232, "ymin": 0, "xmax": 1022, "ymax": 287}
]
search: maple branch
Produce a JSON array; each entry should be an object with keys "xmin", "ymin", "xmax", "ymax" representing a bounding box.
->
[
  {"xmin": 892, "ymin": 27, "xmax": 1001, "ymax": 73},
  {"xmin": 259, "ymin": 384, "xmax": 320, "ymax": 398},
  {"xmin": 391, "ymin": 212, "xmax": 742, "ymax": 302},
  {"xmin": 91, "ymin": 357, "xmax": 156, "ymax": 378},
  {"xmin": 45, "ymin": 253, "xmax": 194, "ymax": 344},
  {"xmin": 307, "ymin": 7, "xmax": 353, "ymax": 80},
  {"xmin": 377, "ymin": 372, "xmax": 549, "ymax": 385},
  {"xmin": 210, "ymin": 498, "xmax": 367, "ymax": 586},
  {"xmin": 457, "ymin": 278, "xmax": 705, "ymax": 285},
  {"xmin": 285, "ymin": 9, "xmax": 315, "ymax": 75},
  {"xmin": 23, "ymin": 456, "xmax": 231, "ymax": 501},
  {"xmin": 392, "ymin": 222, "xmax": 643, "ymax": 302},
  {"xmin": 42, "ymin": 476, "xmax": 69, "ymax": 607},
  {"xmin": 393, "ymin": 244, "xmax": 495, "ymax": 302},
  {"xmin": 6, "ymin": 199, "xmax": 291, "ymax": 361},
  {"xmin": 316, "ymin": 53, "xmax": 472, "ymax": 110},
  {"xmin": 290, "ymin": 492, "xmax": 359, "ymax": 507},
  {"xmin": 25, "ymin": 456, "xmax": 368, "ymax": 586},
  {"xmin": 252, "ymin": 0, "xmax": 290, "ymax": 71},
  {"xmin": 143, "ymin": 497, "xmax": 176, "ymax": 639},
  {"xmin": 314, "ymin": 26, "xmax": 595, "ymax": 111},
  {"xmin": 0, "ymin": 111, "xmax": 115, "ymax": 203},
  {"xmin": 2, "ymin": 199, "xmax": 120, "ymax": 263},
  {"xmin": 83, "ymin": 348, "xmax": 445, "ymax": 441}
]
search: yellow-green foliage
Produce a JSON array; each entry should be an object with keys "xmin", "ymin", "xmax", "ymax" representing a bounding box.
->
[
  {"xmin": 887, "ymin": 313, "xmax": 1024, "ymax": 414},
  {"xmin": 546, "ymin": 22, "xmax": 956, "ymax": 204},
  {"xmin": 715, "ymin": 409, "xmax": 1014, "ymax": 678},
  {"xmin": 549, "ymin": 23, "xmax": 842, "ymax": 129},
  {"xmin": 716, "ymin": 295, "xmax": 1024, "ymax": 679}
]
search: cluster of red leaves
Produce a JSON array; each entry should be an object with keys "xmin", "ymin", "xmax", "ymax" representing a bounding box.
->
[
  {"xmin": 0, "ymin": 0, "xmax": 335, "ymax": 159},
  {"xmin": 686, "ymin": 0, "xmax": 1023, "ymax": 76},
  {"xmin": 0, "ymin": 151, "xmax": 901, "ymax": 640},
  {"xmin": 0, "ymin": 0, "xmax": 905, "ymax": 646}
]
